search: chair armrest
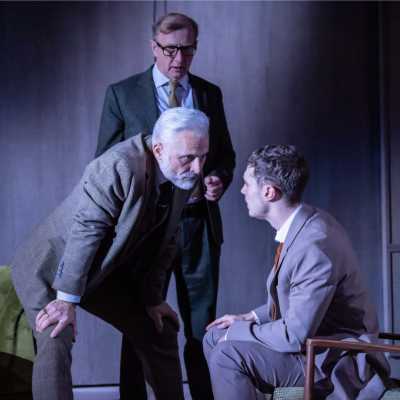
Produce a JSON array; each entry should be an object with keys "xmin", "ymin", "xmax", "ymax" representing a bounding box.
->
[
  {"xmin": 304, "ymin": 337, "xmax": 400, "ymax": 400},
  {"xmin": 307, "ymin": 337, "xmax": 400, "ymax": 354}
]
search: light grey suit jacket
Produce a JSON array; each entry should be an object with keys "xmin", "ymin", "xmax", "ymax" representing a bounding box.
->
[
  {"xmin": 12, "ymin": 134, "xmax": 188, "ymax": 324},
  {"xmin": 227, "ymin": 204, "xmax": 390, "ymax": 399}
]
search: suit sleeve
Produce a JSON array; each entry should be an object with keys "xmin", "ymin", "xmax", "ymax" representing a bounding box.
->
[
  {"xmin": 226, "ymin": 243, "xmax": 337, "ymax": 353},
  {"xmin": 52, "ymin": 157, "xmax": 134, "ymax": 296},
  {"xmin": 208, "ymin": 87, "xmax": 235, "ymax": 191},
  {"xmin": 252, "ymin": 303, "xmax": 271, "ymax": 324},
  {"xmin": 95, "ymin": 85, "xmax": 126, "ymax": 157}
]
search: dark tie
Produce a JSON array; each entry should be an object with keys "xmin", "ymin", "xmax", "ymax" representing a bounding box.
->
[
  {"xmin": 143, "ymin": 181, "xmax": 174, "ymax": 248},
  {"xmin": 157, "ymin": 181, "xmax": 174, "ymax": 207},
  {"xmin": 154, "ymin": 181, "xmax": 174, "ymax": 225},
  {"xmin": 168, "ymin": 80, "xmax": 179, "ymax": 108},
  {"xmin": 271, "ymin": 242, "xmax": 284, "ymax": 321}
]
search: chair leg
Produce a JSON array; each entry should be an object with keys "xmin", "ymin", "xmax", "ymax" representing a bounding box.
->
[{"xmin": 305, "ymin": 340, "xmax": 315, "ymax": 400}]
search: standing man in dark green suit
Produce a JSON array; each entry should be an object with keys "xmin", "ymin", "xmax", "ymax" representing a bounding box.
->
[{"xmin": 95, "ymin": 12, "xmax": 235, "ymax": 400}]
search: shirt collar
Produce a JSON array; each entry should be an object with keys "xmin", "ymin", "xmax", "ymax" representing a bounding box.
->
[
  {"xmin": 275, "ymin": 204, "xmax": 303, "ymax": 243},
  {"xmin": 152, "ymin": 64, "xmax": 189, "ymax": 91}
]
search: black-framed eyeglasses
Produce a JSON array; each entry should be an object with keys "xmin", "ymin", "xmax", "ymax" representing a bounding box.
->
[{"xmin": 154, "ymin": 40, "xmax": 197, "ymax": 57}]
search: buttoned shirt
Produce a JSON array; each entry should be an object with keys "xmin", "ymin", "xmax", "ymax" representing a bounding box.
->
[{"xmin": 152, "ymin": 64, "xmax": 194, "ymax": 111}]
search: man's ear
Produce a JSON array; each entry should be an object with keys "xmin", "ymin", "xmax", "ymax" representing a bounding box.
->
[
  {"xmin": 153, "ymin": 143, "xmax": 163, "ymax": 160},
  {"xmin": 150, "ymin": 40, "xmax": 158, "ymax": 58},
  {"xmin": 263, "ymin": 184, "xmax": 281, "ymax": 202}
]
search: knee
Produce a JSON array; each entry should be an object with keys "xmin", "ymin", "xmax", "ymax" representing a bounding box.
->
[
  {"xmin": 35, "ymin": 325, "xmax": 74, "ymax": 361},
  {"xmin": 203, "ymin": 328, "xmax": 231, "ymax": 365},
  {"xmin": 206, "ymin": 341, "xmax": 239, "ymax": 374},
  {"xmin": 202, "ymin": 328, "xmax": 218, "ymax": 361}
]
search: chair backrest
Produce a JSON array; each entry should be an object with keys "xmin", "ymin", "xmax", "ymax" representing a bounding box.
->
[{"xmin": 0, "ymin": 265, "xmax": 34, "ymax": 396}]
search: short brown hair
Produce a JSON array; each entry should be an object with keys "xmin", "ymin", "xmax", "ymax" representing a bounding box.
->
[
  {"xmin": 247, "ymin": 145, "xmax": 309, "ymax": 203},
  {"xmin": 152, "ymin": 13, "xmax": 198, "ymax": 40}
]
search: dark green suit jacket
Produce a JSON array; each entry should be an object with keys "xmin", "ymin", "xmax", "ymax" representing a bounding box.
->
[{"xmin": 95, "ymin": 67, "xmax": 236, "ymax": 245}]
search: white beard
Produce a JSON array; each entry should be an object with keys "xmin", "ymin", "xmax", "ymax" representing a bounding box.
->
[{"xmin": 158, "ymin": 158, "xmax": 199, "ymax": 190}]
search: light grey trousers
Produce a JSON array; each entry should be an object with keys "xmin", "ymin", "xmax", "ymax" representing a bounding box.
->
[{"xmin": 203, "ymin": 326, "xmax": 305, "ymax": 400}]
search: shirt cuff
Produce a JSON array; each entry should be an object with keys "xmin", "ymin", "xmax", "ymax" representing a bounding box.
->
[
  {"xmin": 57, "ymin": 290, "xmax": 81, "ymax": 304},
  {"xmin": 251, "ymin": 310, "xmax": 261, "ymax": 324}
]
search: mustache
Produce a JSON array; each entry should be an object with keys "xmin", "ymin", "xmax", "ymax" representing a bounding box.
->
[{"xmin": 179, "ymin": 172, "xmax": 199, "ymax": 181}]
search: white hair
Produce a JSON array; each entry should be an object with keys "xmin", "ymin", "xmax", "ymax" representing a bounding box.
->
[{"xmin": 152, "ymin": 107, "xmax": 209, "ymax": 144}]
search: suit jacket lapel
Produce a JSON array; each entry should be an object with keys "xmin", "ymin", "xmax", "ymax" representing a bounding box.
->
[
  {"xmin": 137, "ymin": 67, "xmax": 159, "ymax": 131},
  {"xmin": 113, "ymin": 135, "xmax": 155, "ymax": 260},
  {"xmin": 159, "ymin": 187, "xmax": 190, "ymax": 254},
  {"xmin": 84, "ymin": 135, "xmax": 154, "ymax": 293},
  {"xmin": 132, "ymin": 135, "xmax": 190, "ymax": 258},
  {"xmin": 189, "ymin": 74, "xmax": 204, "ymax": 111},
  {"xmin": 280, "ymin": 204, "xmax": 316, "ymax": 258},
  {"xmin": 268, "ymin": 204, "xmax": 317, "ymax": 299}
]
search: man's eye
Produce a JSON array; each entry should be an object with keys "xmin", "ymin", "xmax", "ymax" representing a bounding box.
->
[{"xmin": 164, "ymin": 46, "xmax": 177, "ymax": 55}]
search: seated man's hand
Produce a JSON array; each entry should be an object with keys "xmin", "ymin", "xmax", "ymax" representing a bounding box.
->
[
  {"xmin": 206, "ymin": 311, "xmax": 256, "ymax": 331},
  {"xmin": 35, "ymin": 299, "xmax": 77, "ymax": 339},
  {"xmin": 204, "ymin": 175, "xmax": 224, "ymax": 202},
  {"xmin": 146, "ymin": 302, "xmax": 180, "ymax": 333}
]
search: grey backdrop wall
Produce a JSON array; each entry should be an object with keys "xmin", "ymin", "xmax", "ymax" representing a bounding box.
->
[{"xmin": 0, "ymin": 1, "xmax": 392, "ymax": 385}]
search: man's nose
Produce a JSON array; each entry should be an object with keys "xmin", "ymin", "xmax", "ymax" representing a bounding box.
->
[
  {"xmin": 174, "ymin": 49, "xmax": 184, "ymax": 63},
  {"xmin": 190, "ymin": 157, "xmax": 202, "ymax": 174}
]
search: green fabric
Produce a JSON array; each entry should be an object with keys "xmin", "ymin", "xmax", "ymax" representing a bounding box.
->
[
  {"xmin": 0, "ymin": 266, "xmax": 35, "ymax": 362},
  {"xmin": 263, "ymin": 387, "xmax": 400, "ymax": 399},
  {"xmin": 382, "ymin": 388, "xmax": 400, "ymax": 399},
  {"xmin": 271, "ymin": 387, "xmax": 304, "ymax": 399}
]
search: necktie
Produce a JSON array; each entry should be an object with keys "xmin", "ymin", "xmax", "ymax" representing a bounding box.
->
[
  {"xmin": 168, "ymin": 80, "xmax": 179, "ymax": 108},
  {"xmin": 158, "ymin": 181, "xmax": 174, "ymax": 207},
  {"xmin": 271, "ymin": 242, "xmax": 284, "ymax": 321},
  {"xmin": 149, "ymin": 181, "xmax": 173, "ymax": 227},
  {"xmin": 273, "ymin": 242, "xmax": 284, "ymax": 274}
]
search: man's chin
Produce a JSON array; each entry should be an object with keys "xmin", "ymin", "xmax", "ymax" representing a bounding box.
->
[
  {"xmin": 169, "ymin": 68, "xmax": 186, "ymax": 80},
  {"xmin": 247, "ymin": 207, "xmax": 258, "ymax": 219},
  {"xmin": 171, "ymin": 178, "xmax": 197, "ymax": 190}
]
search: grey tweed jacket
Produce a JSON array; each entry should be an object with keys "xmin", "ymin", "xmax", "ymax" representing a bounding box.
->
[{"xmin": 12, "ymin": 134, "xmax": 188, "ymax": 322}]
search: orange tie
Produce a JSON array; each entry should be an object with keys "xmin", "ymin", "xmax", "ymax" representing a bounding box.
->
[
  {"xmin": 273, "ymin": 242, "xmax": 284, "ymax": 273},
  {"xmin": 271, "ymin": 242, "xmax": 284, "ymax": 320}
]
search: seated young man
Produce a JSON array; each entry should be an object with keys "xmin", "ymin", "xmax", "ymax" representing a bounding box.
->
[{"xmin": 204, "ymin": 145, "xmax": 389, "ymax": 399}]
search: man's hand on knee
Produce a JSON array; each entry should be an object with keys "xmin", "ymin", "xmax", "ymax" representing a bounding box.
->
[
  {"xmin": 206, "ymin": 312, "xmax": 256, "ymax": 331},
  {"xmin": 146, "ymin": 302, "xmax": 180, "ymax": 333},
  {"xmin": 35, "ymin": 299, "xmax": 77, "ymax": 339}
]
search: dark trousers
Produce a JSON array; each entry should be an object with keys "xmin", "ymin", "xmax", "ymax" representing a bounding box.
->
[{"xmin": 120, "ymin": 214, "xmax": 220, "ymax": 400}]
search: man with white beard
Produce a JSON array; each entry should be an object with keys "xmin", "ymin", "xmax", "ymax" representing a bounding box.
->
[{"xmin": 12, "ymin": 107, "xmax": 209, "ymax": 400}]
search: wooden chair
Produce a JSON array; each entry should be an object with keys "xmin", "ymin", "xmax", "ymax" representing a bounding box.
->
[
  {"xmin": 304, "ymin": 332, "xmax": 400, "ymax": 400},
  {"xmin": 263, "ymin": 332, "xmax": 400, "ymax": 399}
]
